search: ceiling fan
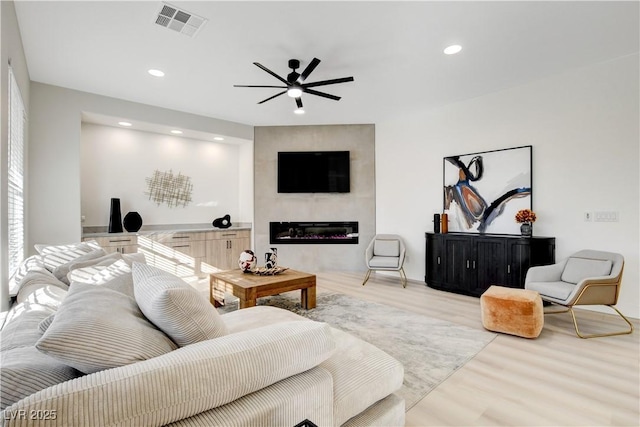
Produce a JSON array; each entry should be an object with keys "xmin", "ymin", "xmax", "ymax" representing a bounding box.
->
[{"xmin": 234, "ymin": 58, "xmax": 354, "ymax": 110}]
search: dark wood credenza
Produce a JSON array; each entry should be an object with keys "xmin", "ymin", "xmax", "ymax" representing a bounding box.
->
[{"xmin": 425, "ymin": 232, "xmax": 556, "ymax": 297}]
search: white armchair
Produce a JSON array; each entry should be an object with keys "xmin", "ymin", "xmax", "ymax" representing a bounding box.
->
[
  {"xmin": 362, "ymin": 234, "xmax": 407, "ymax": 288},
  {"xmin": 525, "ymin": 249, "xmax": 633, "ymax": 338}
]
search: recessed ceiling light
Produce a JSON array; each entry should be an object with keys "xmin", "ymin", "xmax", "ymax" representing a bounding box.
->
[
  {"xmin": 213, "ymin": 137, "xmax": 224, "ymax": 141},
  {"xmin": 118, "ymin": 121, "xmax": 132, "ymax": 127},
  {"xmin": 444, "ymin": 45, "xmax": 462, "ymax": 55},
  {"xmin": 294, "ymin": 108, "xmax": 305, "ymax": 115},
  {"xmin": 148, "ymin": 69, "xmax": 165, "ymax": 77},
  {"xmin": 170, "ymin": 130, "xmax": 183, "ymax": 134}
]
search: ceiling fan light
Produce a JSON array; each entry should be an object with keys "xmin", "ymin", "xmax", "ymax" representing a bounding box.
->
[
  {"xmin": 294, "ymin": 108, "xmax": 305, "ymax": 115},
  {"xmin": 287, "ymin": 87, "xmax": 303, "ymax": 98}
]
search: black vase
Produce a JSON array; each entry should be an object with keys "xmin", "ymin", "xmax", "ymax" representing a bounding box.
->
[
  {"xmin": 108, "ymin": 198, "xmax": 123, "ymax": 233},
  {"xmin": 123, "ymin": 211, "xmax": 143, "ymax": 232},
  {"xmin": 520, "ymin": 223, "xmax": 533, "ymax": 237}
]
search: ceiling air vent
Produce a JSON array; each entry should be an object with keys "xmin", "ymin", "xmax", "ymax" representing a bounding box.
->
[{"xmin": 154, "ymin": 3, "xmax": 207, "ymax": 38}]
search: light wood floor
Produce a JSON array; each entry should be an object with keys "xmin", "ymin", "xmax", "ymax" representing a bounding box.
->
[{"xmin": 314, "ymin": 271, "xmax": 640, "ymax": 427}]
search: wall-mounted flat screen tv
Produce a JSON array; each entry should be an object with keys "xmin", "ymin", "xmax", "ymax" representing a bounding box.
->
[{"xmin": 278, "ymin": 151, "xmax": 350, "ymax": 193}]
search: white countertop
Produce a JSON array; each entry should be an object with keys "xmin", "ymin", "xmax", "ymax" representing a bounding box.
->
[{"xmin": 82, "ymin": 222, "xmax": 252, "ymax": 238}]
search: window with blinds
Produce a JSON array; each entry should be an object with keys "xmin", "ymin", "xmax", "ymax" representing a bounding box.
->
[{"xmin": 8, "ymin": 67, "xmax": 25, "ymax": 277}]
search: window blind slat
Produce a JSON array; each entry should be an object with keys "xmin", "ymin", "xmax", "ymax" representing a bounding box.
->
[{"xmin": 8, "ymin": 67, "xmax": 26, "ymax": 277}]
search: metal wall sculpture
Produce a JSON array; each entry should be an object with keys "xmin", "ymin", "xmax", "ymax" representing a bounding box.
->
[{"xmin": 144, "ymin": 169, "xmax": 193, "ymax": 208}]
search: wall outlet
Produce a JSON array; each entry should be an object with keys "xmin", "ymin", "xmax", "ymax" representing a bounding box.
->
[
  {"xmin": 584, "ymin": 212, "xmax": 592, "ymax": 222},
  {"xmin": 594, "ymin": 211, "xmax": 619, "ymax": 222}
]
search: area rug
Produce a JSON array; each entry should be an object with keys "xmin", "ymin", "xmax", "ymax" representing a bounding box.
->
[{"xmin": 217, "ymin": 292, "xmax": 496, "ymax": 410}]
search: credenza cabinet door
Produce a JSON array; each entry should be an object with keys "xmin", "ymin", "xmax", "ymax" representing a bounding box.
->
[
  {"xmin": 425, "ymin": 234, "xmax": 444, "ymax": 287},
  {"xmin": 444, "ymin": 235, "xmax": 476, "ymax": 293},
  {"xmin": 205, "ymin": 230, "xmax": 251, "ymax": 271},
  {"xmin": 424, "ymin": 232, "xmax": 555, "ymax": 297}
]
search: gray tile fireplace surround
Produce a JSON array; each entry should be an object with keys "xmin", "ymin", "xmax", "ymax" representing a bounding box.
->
[{"xmin": 254, "ymin": 124, "xmax": 376, "ymax": 273}]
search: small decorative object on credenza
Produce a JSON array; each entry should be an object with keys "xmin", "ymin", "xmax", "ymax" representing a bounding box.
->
[
  {"xmin": 212, "ymin": 214, "xmax": 232, "ymax": 229},
  {"xmin": 433, "ymin": 213, "xmax": 441, "ymax": 233},
  {"xmin": 441, "ymin": 212, "xmax": 449, "ymax": 234},
  {"xmin": 515, "ymin": 208, "xmax": 536, "ymax": 236},
  {"xmin": 238, "ymin": 250, "xmax": 257, "ymax": 273},
  {"xmin": 108, "ymin": 198, "xmax": 123, "ymax": 233},
  {"xmin": 264, "ymin": 248, "xmax": 278, "ymax": 269},
  {"xmin": 123, "ymin": 211, "xmax": 143, "ymax": 232}
]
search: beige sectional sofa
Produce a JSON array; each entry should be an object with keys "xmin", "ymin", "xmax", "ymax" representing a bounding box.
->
[{"xmin": 1, "ymin": 242, "xmax": 405, "ymax": 426}]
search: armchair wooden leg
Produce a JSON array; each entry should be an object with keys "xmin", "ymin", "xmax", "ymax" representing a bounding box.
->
[{"xmin": 362, "ymin": 269, "xmax": 372, "ymax": 286}]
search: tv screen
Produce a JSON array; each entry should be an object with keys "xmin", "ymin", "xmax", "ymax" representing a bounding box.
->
[{"xmin": 278, "ymin": 151, "xmax": 350, "ymax": 193}]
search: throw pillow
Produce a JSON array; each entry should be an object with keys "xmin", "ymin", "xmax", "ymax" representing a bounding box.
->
[
  {"xmin": 51, "ymin": 249, "xmax": 107, "ymax": 284},
  {"xmin": 132, "ymin": 263, "xmax": 228, "ymax": 347},
  {"xmin": 374, "ymin": 239, "xmax": 400, "ymax": 257},
  {"xmin": 36, "ymin": 282, "xmax": 177, "ymax": 374},
  {"xmin": 561, "ymin": 257, "xmax": 613, "ymax": 284},
  {"xmin": 0, "ymin": 346, "xmax": 82, "ymax": 410},
  {"xmin": 38, "ymin": 243, "xmax": 96, "ymax": 272}
]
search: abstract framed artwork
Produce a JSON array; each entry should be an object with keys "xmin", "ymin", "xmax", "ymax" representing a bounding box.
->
[{"xmin": 443, "ymin": 145, "xmax": 532, "ymax": 235}]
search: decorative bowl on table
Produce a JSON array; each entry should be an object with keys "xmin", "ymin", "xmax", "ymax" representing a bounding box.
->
[{"xmin": 253, "ymin": 267, "xmax": 289, "ymax": 276}]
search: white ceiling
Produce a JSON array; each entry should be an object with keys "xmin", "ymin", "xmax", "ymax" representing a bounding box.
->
[{"xmin": 14, "ymin": 1, "xmax": 640, "ymax": 130}]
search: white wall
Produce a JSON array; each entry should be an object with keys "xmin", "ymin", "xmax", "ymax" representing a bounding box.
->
[
  {"xmin": 376, "ymin": 54, "xmax": 639, "ymax": 319},
  {"xmin": 81, "ymin": 123, "xmax": 245, "ymax": 227},
  {"xmin": 28, "ymin": 83, "xmax": 253, "ymax": 249}
]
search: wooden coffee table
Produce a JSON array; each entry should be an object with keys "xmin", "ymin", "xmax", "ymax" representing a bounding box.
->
[{"xmin": 210, "ymin": 269, "xmax": 316, "ymax": 310}]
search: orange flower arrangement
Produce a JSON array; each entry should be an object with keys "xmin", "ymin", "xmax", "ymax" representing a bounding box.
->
[{"xmin": 515, "ymin": 209, "xmax": 537, "ymax": 224}]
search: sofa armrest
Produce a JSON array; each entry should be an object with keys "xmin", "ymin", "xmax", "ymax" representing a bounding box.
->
[{"xmin": 1, "ymin": 321, "xmax": 335, "ymax": 427}]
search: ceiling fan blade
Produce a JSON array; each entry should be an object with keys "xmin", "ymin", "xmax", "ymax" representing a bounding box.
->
[
  {"xmin": 234, "ymin": 85, "xmax": 288, "ymax": 88},
  {"xmin": 297, "ymin": 58, "xmax": 321, "ymax": 83},
  {"xmin": 258, "ymin": 91, "xmax": 287, "ymax": 104},
  {"xmin": 304, "ymin": 88, "xmax": 341, "ymax": 101},
  {"xmin": 296, "ymin": 97, "xmax": 303, "ymax": 109},
  {"xmin": 253, "ymin": 62, "xmax": 289, "ymax": 85},
  {"xmin": 303, "ymin": 76, "xmax": 354, "ymax": 88}
]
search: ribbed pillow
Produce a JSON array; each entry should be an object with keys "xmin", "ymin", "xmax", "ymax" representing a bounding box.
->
[
  {"xmin": 51, "ymin": 249, "xmax": 107, "ymax": 284},
  {"xmin": 132, "ymin": 263, "xmax": 228, "ymax": 347},
  {"xmin": 561, "ymin": 257, "xmax": 613, "ymax": 284},
  {"xmin": 374, "ymin": 240, "xmax": 400, "ymax": 257},
  {"xmin": 0, "ymin": 346, "xmax": 82, "ymax": 410},
  {"xmin": 36, "ymin": 282, "xmax": 177, "ymax": 374},
  {"xmin": 36, "ymin": 242, "xmax": 97, "ymax": 271}
]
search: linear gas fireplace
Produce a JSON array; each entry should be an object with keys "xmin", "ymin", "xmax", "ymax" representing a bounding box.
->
[{"xmin": 270, "ymin": 221, "xmax": 359, "ymax": 245}]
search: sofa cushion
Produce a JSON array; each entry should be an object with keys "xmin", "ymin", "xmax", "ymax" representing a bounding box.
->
[
  {"xmin": 369, "ymin": 255, "xmax": 400, "ymax": 268},
  {"xmin": 0, "ymin": 346, "xmax": 82, "ymax": 410},
  {"xmin": 70, "ymin": 259, "xmax": 137, "ymax": 298},
  {"xmin": 132, "ymin": 263, "xmax": 228, "ymax": 347},
  {"xmin": 4, "ymin": 320, "xmax": 336, "ymax": 427},
  {"xmin": 561, "ymin": 257, "xmax": 613, "ymax": 284},
  {"xmin": 35, "ymin": 242, "xmax": 99, "ymax": 271},
  {"xmin": 10, "ymin": 255, "xmax": 48, "ymax": 295},
  {"xmin": 528, "ymin": 280, "xmax": 575, "ymax": 301},
  {"xmin": 221, "ymin": 306, "xmax": 405, "ymax": 426},
  {"xmin": 52, "ymin": 249, "xmax": 107, "ymax": 284},
  {"xmin": 66, "ymin": 252, "xmax": 145, "ymax": 285},
  {"xmin": 0, "ymin": 303, "xmax": 56, "ymax": 351},
  {"xmin": 374, "ymin": 239, "xmax": 400, "ymax": 257},
  {"xmin": 36, "ymin": 282, "xmax": 177, "ymax": 374},
  {"xmin": 320, "ymin": 328, "xmax": 404, "ymax": 426}
]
